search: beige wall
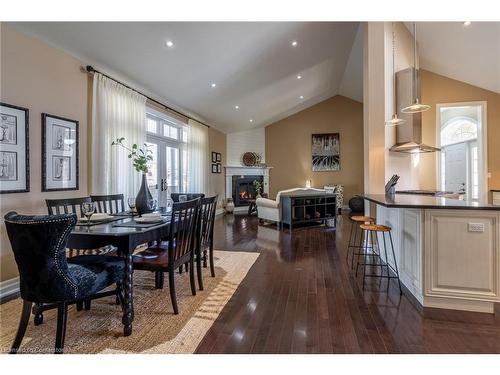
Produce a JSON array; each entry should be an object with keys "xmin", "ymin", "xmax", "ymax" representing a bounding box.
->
[
  {"xmin": 208, "ymin": 127, "xmax": 226, "ymax": 208},
  {"xmin": 265, "ymin": 95, "xmax": 364, "ymax": 203},
  {"xmin": 0, "ymin": 24, "xmax": 89, "ymax": 281},
  {"xmin": 419, "ymin": 70, "xmax": 500, "ymax": 193}
]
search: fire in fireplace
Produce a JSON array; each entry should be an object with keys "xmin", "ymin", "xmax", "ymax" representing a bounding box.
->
[{"xmin": 232, "ymin": 175, "xmax": 264, "ymax": 207}]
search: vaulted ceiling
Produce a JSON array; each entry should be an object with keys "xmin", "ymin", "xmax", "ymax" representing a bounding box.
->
[
  {"xmin": 408, "ymin": 22, "xmax": 500, "ymax": 94},
  {"xmin": 13, "ymin": 22, "xmax": 363, "ymax": 133}
]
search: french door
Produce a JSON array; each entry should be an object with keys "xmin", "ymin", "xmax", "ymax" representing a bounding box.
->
[{"xmin": 146, "ymin": 137, "xmax": 186, "ymax": 207}]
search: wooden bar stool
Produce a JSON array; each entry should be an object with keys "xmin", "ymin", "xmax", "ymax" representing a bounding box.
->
[
  {"xmin": 357, "ymin": 223, "xmax": 402, "ymax": 295},
  {"xmin": 347, "ymin": 215, "xmax": 375, "ymax": 269}
]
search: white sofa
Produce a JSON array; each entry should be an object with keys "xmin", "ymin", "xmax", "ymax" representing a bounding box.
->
[{"xmin": 256, "ymin": 187, "xmax": 326, "ymax": 227}]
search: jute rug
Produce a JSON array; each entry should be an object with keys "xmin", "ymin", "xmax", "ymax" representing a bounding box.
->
[{"xmin": 0, "ymin": 250, "xmax": 258, "ymax": 354}]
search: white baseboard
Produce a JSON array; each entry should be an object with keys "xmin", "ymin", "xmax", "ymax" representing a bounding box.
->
[
  {"xmin": 215, "ymin": 208, "xmax": 224, "ymax": 216},
  {"xmin": 0, "ymin": 277, "xmax": 19, "ymax": 299}
]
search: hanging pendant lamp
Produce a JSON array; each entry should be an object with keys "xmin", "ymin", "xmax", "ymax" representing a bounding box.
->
[
  {"xmin": 386, "ymin": 23, "xmax": 405, "ymax": 126},
  {"xmin": 401, "ymin": 22, "xmax": 431, "ymax": 114}
]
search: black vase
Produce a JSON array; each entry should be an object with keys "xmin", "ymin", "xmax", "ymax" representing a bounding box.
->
[{"xmin": 135, "ymin": 173, "xmax": 153, "ymax": 215}]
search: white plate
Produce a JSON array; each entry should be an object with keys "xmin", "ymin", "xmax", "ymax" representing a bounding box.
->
[
  {"xmin": 135, "ymin": 216, "xmax": 164, "ymax": 223},
  {"xmin": 141, "ymin": 213, "xmax": 162, "ymax": 219},
  {"xmin": 86, "ymin": 213, "xmax": 113, "ymax": 221}
]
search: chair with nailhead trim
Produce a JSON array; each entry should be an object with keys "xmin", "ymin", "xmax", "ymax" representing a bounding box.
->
[{"xmin": 4, "ymin": 211, "xmax": 125, "ymax": 354}]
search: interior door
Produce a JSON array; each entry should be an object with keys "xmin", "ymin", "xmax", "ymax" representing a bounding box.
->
[{"xmin": 443, "ymin": 142, "xmax": 467, "ymax": 193}]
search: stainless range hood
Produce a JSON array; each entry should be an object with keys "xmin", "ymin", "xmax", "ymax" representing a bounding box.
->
[{"xmin": 390, "ymin": 67, "xmax": 440, "ymax": 153}]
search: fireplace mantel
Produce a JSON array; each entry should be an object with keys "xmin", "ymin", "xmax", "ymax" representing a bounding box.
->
[{"xmin": 224, "ymin": 165, "xmax": 272, "ymax": 200}]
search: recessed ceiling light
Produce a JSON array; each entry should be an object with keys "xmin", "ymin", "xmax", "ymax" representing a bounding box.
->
[
  {"xmin": 249, "ymin": 119, "xmax": 253, "ymax": 123},
  {"xmin": 297, "ymin": 75, "xmax": 302, "ymax": 80},
  {"xmin": 165, "ymin": 40, "xmax": 174, "ymax": 48},
  {"xmin": 299, "ymin": 95, "xmax": 304, "ymax": 99},
  {"xmin": 211, "ymin": 83, "xmax": 217, "ymax": 88},
  {"xmin": 291, "ymin": 40, "xmax": 298, "ymax": 47},
  {"xmin": 463, "ymin": 21, "xmax": 472, "ymax": 27},
  {"xmin": 235, "ymin": 105, "xmax": 239, "ymax": 109}
]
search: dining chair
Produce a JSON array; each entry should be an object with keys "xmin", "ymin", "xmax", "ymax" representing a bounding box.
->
[
  {"xmin": 4, "ymin": 212, "xmax": 125, "ymax": 354},
  {"xmin": 46, "ymin": 197, "xmax": 91, "ymax": 217},
  {"xmin": 132, "ymin": 198, "xmax": 201, "ymax": 314},
  {"xmin": 171, "ymin": 193, "xmax": 205, "ymax": 202},
  {"xmin": 43, "ymin": 196, "xmax": 120, "ymax": 323},
  {"xmin": 90, "ymin": 194, "xmax": 125, "ymax": 214},
  {"xmin": 198, "ymin": 196, "xmax": 218, "ymax": 279}
]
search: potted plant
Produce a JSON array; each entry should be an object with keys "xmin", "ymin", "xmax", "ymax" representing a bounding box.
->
[
  {"xmin": 112, "ymin": 137, "xmax": 153, "ymax": 215},
  {"xmin": 253, "ymin": 180, "xmax": 263, "ymax": 198}
]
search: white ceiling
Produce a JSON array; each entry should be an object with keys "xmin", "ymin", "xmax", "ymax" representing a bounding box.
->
[
  {"xmin": 408, "ymin": 22, "xmax": 500, "ymax": 94},
  {"xmin": 13, "ymin": 22, "xmax": 362, "ymax": 133}
]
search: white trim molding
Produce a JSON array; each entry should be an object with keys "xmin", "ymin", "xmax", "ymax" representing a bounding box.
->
[{"xmin": 0, "ymin": 277, "xmax": 20, "ymax": 299}]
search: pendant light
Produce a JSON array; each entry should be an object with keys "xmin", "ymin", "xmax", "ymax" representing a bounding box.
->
[
  {"xmin": 386, "ymin": 23, "xmax": 406, "ymax": 126},
  {"xmin": 401, "ymin": 23, "xmax": 431, "ymax": 114}
]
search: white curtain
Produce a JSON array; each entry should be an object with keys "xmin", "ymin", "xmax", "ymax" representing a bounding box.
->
[
  {"xmin": 91, "ymin": 73, "xmax": 147, "ymax": 199},
  {"xmin": 186, "ymin": 119, "xmax": 209, "ymax": 194}
]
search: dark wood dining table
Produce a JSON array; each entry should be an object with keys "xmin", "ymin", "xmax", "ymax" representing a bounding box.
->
[{"xmin": 67, "ymin": 213, "xmax": 171, "ymax": 336}]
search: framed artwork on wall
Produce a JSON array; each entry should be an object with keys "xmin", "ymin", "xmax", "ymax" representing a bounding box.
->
[
  {"xmin": 0, "ymin": 102, "xmax": 30, "ymax": 194},
  {"xmin": 312, "ymin": 133, "xmax": 340, "ymax": 171},
  {"xmin": 211, "ymin": 163, "xmax": 218, "ymax": 173},
  {"xmin": 216, "ymin": 163, "xmax": 221, "ymax": 173},
  {"xmin": 42, "ymin": 113, "xmax": 79, "ymax": 191},
  {"xmin": 212, "ymin": 151, "xmax": 222, "ymax": 163}
]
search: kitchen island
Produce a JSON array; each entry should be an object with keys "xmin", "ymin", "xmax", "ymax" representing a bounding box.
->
[{"xmin": 361, "ymin": 194, "xmax": 500, "ymax": 313}]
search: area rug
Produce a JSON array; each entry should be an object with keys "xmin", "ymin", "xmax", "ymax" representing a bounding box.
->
[{"xmin": 0, "ymin": 250, "xmax": 259, "ymax": 354}]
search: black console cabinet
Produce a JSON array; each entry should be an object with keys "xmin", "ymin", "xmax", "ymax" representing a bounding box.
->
[{"xmin": 280, "ymin": 192, "xmax": 337, "ymax": 230}]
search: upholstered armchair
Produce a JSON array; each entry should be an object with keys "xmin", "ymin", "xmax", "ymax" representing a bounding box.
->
[
  {"xmin": 256, "ymin": 187, "xmax": 326, "ymax": 226},
  {"xmin": 4, "ymin": 212, "xmax": 125, "ymax": 354}
]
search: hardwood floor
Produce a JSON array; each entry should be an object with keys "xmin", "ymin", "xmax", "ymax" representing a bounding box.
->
[{"xmin": 195, "ymin": 213, "xmax": 500, "ymax": 354}]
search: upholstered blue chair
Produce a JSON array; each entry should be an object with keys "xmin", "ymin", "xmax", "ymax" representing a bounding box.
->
[{"xmin": 4, "ymin": 212, "xmax": 125, "ymax": 354}]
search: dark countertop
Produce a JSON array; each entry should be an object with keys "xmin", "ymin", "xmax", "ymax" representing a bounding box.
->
[{"xmin": 360, "ymin": 194, "xmax": 500, "ymax": 211}]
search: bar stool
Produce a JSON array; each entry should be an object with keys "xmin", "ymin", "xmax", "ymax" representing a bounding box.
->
[
  {"xmin": 346, "ymin": 215, "xmax": 375, "ymax": 269},
  {"xmin": 357, "ymin": 223, "xmax": 402, "ymax": 295}
]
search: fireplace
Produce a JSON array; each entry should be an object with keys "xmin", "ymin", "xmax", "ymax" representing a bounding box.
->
[{"xmin": 232, "ymin": 175, "xmax": 263, "ymax": 207}]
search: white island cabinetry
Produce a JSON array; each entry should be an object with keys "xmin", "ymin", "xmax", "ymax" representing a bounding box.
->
[{"xmin": 364, "ymin": 194, "xmax": 500, "ymax": 313}]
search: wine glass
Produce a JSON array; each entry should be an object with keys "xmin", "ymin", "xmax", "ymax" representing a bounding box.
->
[
  {"xmin": 147, "ymin": 199, "xmax": 157, "ymax": 212},
  {"xmin": 179, "ymin": 195, "xmax": 188, "ymax": 202},
  {"xmin": 128, "ymin": 198, "xmax": 136, "ymax": 215},
  {"xmin": 82, "ymin": 202, "xmax": 96, "ymax": 226}
]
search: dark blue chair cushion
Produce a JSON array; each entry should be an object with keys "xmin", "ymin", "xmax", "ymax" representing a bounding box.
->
[{"xmin": 68, "ymin": 255, "xmax": 124, "ymax": 296}]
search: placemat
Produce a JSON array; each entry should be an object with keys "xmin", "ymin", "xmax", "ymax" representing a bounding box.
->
[
  {"xmin": 75, "ymin": 216, "xmax": 123, "ymax": 227},
  {"xmin": 113, "ymin": 220, "xmax": 168, "ymax": 229}
]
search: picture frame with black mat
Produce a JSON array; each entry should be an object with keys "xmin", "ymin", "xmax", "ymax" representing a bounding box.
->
[
  {"xmin": 212, "ymin": 163, "xmax": 218, "ymax": 173},
  {"xmin": 0, "ymin": 102, "xmax": 29, "ymax": 194},
  {"xmin": 42, "ymin": 113, "xmax": 79, "ymax": 192}
]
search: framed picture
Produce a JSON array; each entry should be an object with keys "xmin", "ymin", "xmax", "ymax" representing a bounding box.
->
[
  {"xmin": 216, "ymin": 152, "xmax": 221, "ymax": 162},
  {"xmin": 212, "ymin": 152, "xmax": 217, "ymax": 163},
  {"xmin": 312, "ymin": 133, "xmax": 340, "ymax": 171},
  {"xmin": 0, "ymin": 102, "xmax": 29, "ymax": 194},
  {"xmin": 42, "ymin": 113, "xmax": 79, "ymax": 191},
  {"xmin": 216, "ymin": 163, "xmax": 221, "ymax": 173},
  {"xmin": 211, "ymin": 163, "xmax": 218, "ymax": 173}
]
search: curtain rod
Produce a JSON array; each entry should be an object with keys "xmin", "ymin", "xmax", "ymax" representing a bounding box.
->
[{"xmin": 84, "ymin": 65, "xmax": 210, "ymax": 128}]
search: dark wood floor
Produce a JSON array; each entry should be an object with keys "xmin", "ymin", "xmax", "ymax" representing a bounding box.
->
[{"xmin": 195, "ymin": 213, "xmax": 500, "ymax": 354}]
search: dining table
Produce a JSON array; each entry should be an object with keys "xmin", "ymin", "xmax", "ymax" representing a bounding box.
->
[{"xmin": 67, "ymin": 211, "xmax": 172, "ymax": 336}]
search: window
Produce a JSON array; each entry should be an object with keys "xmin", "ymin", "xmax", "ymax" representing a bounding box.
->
[
  {"xmin": 145, "ymin": 110, "xmax": 188, "ymax": 206},
  {"xmin": 441, "ymin": 117, "xmax": 478, "ymax": 147}
]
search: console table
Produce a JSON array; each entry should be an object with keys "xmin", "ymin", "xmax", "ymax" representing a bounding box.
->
[{"xmin": 280, "ymin": 191, "xmax": 337, "ymax": 230}]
